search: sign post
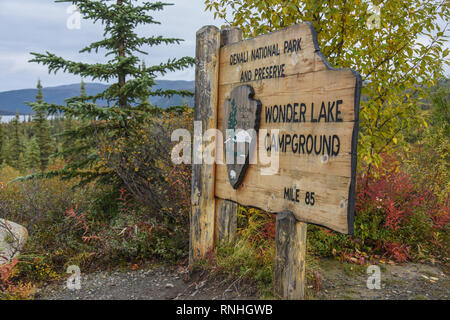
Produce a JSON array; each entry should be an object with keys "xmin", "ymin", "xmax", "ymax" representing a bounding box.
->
[
  {"xmin": 215, "ymin": 27, "xmax": 244, "ymax": 246},
  {"xmin": 190, "ymin": 23, "xmax": 362, "ymax": 299},
  {"xmin": 189, "ymin": 26, "xmax": 220, "ymax": 264}
]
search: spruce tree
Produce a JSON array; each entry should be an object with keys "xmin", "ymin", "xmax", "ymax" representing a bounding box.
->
[
  {"xmin": 17, "ymin": 152, "xmax": 26, "ymax": 173},
  {"xmin": 61, "ymin": 113, "xmax": 74, "ymax": 160},
  {"xmin": 25, "ymin": 137, "xmax": 41, "ymax": 170},
  {"xmin": 28, "ymin": 0, "xmax": 194, "ymax": 184},
  {"xmin": 9, "ymin": 112, "xmax": 23, "ymax": 168},
  {"xmin": 61, "ymin": 81, "xmax": 84, "ymax": 161},
  {"xmin": 32, "ymin": 80, "xmax": 54, "ymax": 171}
]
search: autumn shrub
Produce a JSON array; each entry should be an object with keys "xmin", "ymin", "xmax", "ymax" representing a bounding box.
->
[
  {"xmin": 98, "ymin": 107, "xmax": 193, "ymax": 254},
  {"xmin": 308, "ymin": 153, "xmax": 449, "ymax": 263},
  {"xmin": 0, "ymin": 165, "xmax": 103, "ymax": 280},
  {"xmin": 100, "ymin": 108, "xmax": 191, "ymax": 213},
  {"xmin": 1, "ymin": 166, "xmax": 192, "ymax": 296},
  {"xmin": 0, "ymin": 259, "xmax": 36, "ymax": 300},
  {"xmin": 237, "ymin": 207, "xmax": 276, "ymax": 248},
  {"xmin": 63, "ymin": 188, "xmax": 189, "ymax": 267}
]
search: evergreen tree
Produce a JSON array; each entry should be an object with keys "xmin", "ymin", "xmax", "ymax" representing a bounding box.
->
[
  {"xmin": 9, "ymin": 112, "xmax": 23, "ymax": 168},
  {"xmin": 17, "ymin": 152, "xmax": 26, "ymax": 173},
  {"xmin": 1, "ymin": 139, "xmax": 11, "ymax": 167},
  {"xmin": 25, "ymin": 137, "xmax": 41, "ymax": 170},
  {"xmin": 61, "ymin": 81, "xmax": 91, "ymax": 162},
  {"xmin": 32, "ymin": 80, "xmax": 54, "ymax": 171},
  {"xmin": 28, "ymin": 0, "xmax": 194, "ymax": 184},
  {"xmin": 61, "ymin": 114, "xmax": 74, "ymax": 159}
]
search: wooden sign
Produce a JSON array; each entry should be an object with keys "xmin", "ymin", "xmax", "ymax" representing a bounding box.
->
[
  {"xmin": 215, "ymin": 23, "xmax": 361, "ymax": 235},
  {"xmin": 190, "ymin": 23, "xmax": 361, "ymax": 299}
]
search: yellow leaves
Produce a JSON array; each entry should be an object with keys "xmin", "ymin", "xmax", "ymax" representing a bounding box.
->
[{"xmin": 393, "ymin": 137, "xmax": 398, "ymax": 144}]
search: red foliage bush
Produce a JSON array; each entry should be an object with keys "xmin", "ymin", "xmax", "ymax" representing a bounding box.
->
[
  {"xmin": 0, "ymin": 259, "xmax": 18, "ymax": 291},
  {"xmin": 260, "ymin": 216, "xmax": 276, "ymax": 241},
  {"xmin": 357, "ymin": 154, "xmax": 448, "ymax": 231},
  {"xmin": 65, "ymin": 204, "xmax": 89, "ymax": 235},
  {"xmin": 352, "ymin": 153, "xmax": 449, "ymax": 261},
  {"xmin": 0, "ymin": 259, "xmax": 35, "ymax": 299},
  {"xmin": 308, "ymin": 153, "xmax": 448, "ymax": 262},
  {"xmin": 357, "ymin": 154, "xmax": 419, "ymax": 230},
  {"xmin": 382, "ymin": 242, "xmax": 410, "ymax": 263}
]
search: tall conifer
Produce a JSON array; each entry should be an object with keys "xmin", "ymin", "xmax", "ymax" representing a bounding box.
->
[
  {"xmin": 10, "ymin": 112, "xmax": 23, "ymax": 168},
  {"xmin": 32, "ymin": 80, "xmax": 53, "ymax": 171},
  {"xmin": 28, "ymin": 0, "xmax": 194, "ymax": 183},
  {"xmin": 25, "ymin": 137, "xmax": 41, "ymax": 170}
]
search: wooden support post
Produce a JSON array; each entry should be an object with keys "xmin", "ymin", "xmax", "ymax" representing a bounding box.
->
[
  {"xmin": 215, "ymin": 200, "xmax": 238, "ymax": 244},
  {"xmin": 189, "ymin": 26, "xmax": 221, "ymax": 265},
  {"xmin": 274, "ymin": 211, "xmax": 307, "ymax": 299},
  {"xmin": 220, "ymin": 26, "xmax": 243, "ymax": 47},
  {"xmin": 214, "ymin": 27, "xmax": 243, "ymax": 246}
]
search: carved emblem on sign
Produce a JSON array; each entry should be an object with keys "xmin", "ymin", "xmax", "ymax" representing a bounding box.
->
[{"xmin": 223, "ymin": 85, "xmax": 262, "ymax": 189}]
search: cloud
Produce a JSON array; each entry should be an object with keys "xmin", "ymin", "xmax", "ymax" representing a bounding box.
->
[
  {"xmin": 0, "ymin": 0, "xmax": 225, "ymax": 91},
  {"xmin": 0, "ymin": 0, "xmax": 64, "ymax": 22}
]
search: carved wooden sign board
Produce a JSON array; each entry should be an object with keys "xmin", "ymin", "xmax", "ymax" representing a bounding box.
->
[{"xmin": 216, "ymin": 23, "xmax": 361, "ymax": 234}]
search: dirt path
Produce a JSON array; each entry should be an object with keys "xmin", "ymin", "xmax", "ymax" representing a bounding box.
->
[
  {"xmin": 36, "ymin": 265, "xmax": 258, "ymax": 300},
  {"xmin": 36, "ymin": 260, "xmax": 449, "ymax": 300},
  {"xmin": 314, "ymin": 259, "xmax": 449, "ymax": 300}
]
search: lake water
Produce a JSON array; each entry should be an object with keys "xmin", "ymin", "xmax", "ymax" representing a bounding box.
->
[{"xmin": 0, "ymin": 115, "xmax": 30, "ymax": 123}]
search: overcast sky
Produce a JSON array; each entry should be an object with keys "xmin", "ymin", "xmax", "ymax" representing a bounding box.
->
[
  {"xmin": 0, "ymin": 0, "xmax": 225, "ymax": 92},
  {"xmin": 0, "ymin": 1, "xmax": 448, "ymax": 92}
]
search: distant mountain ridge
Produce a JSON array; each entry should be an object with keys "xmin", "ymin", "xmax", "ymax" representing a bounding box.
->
[{"xmin": 0, "ymin": 80, "xmax": 194, "ymax": 115}]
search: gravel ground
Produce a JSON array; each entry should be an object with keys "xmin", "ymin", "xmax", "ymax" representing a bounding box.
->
[
  {"xmin": 316, "ymin": 260, "xmax": 449, "ymax": 300},
  {"xmin": 36, "ymin": 266, "xmax": 258, "ymax": 300},
  {"xmin": 36, "ymin": 260, "xmax": 449, "ymax": 300}
]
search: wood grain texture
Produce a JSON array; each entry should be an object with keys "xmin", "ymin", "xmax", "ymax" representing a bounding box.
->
[
  {"xmin": 215, "ymin": 199, "xmax": 238, "ymax": 244},
  {"xmin": 220, "ymin": 27, "xmax": 243, "ymax": 48},
  {"xmin": 190, "ymin": 26, "xmax": 221, "ymax": 264},
  {"xmin": 215, "ymin": 23, "xmax": 361, "ymax": 234},
  {"xmin": 274, "ymin": 211, "xmax": 307, "ymax": 299}
]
